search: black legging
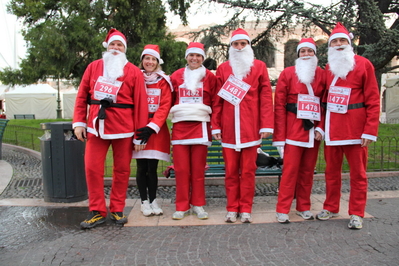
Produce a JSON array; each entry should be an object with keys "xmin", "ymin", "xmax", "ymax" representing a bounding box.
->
[{"xmin": 136, "ymin": 159, "xmax": 159, "ymax": 202}]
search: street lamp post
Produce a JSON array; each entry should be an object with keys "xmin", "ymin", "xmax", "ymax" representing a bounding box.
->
[{"xmin": 56, "ymin": 75, "xmax": 62, "ymax": 119}]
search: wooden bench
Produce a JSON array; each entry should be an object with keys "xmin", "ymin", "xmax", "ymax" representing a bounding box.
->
[
  {"xmin": 14, "ymin": 114, "xmax": 35, "ymax": 119},
  {"xmin": 169, "ymin": 137, "xmax": 282, "ymax": 183},
  {"xmin": 0, "ymin": 119, "xmax": 10, "ymax": 159}
]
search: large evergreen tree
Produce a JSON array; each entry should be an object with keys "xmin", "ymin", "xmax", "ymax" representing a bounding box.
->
[
  {"xmin": 169, "ymin": 0, "xmax": 399, "ymax": 76},
  {"xmin": 0, "ymin": 0, "xmax": 187, "ymax": 86}
]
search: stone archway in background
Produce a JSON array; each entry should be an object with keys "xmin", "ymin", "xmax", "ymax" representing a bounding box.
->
[
  {"xmin": 253, "ymin": 38, "xmax": 276, "ymax": 68},
  {"xmin": 284, "ymin": 39, "xmax": 299, "ymax": 68}
]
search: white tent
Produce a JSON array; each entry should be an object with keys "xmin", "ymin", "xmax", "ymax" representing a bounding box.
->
[
  {"xmin": 384, "ymin": 76, "xmax": 399, "ymax": 124},
  {"xmin": 61, "ymin": 89, "xmax": 77, "ymax": 119},
  {"xmin": 5, "ymin": 84, "xmax": 58, "ymax": 119}
]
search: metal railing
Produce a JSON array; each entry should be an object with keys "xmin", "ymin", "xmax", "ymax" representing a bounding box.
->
[{"xmin": 3, "ymin": 124, "xmax": 399, "ymax": 176}]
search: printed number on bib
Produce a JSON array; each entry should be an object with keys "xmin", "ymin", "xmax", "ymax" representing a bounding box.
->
[
  {"xmin": 218, "ymin": 75, "xmax": 250, "ymax": 106},
  {"xmin": 179, "ymin": 84, "xmax": 203, "ymax": 104},
  {"xmin": 297, "ymin": 94, "xmax": 321, "ymax": 121},
  {"xmin": 93, "ymin": 76, "xmax": 123, "ymax": 103},
  {"xmin": 327, "ymin": 86, "xmax": 351, "ymax": 114},
  {"xmin": 147, "ymin": 88, "xmax": 161, "ymax": 113}
]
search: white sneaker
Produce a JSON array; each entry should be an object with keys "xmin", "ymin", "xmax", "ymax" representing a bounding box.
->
[
  {"xmin": 192, "ymin": 206, "xmax": 208, "ymax": 220},
  {"xmin": 276, "ymin": 212, "xmax": 290, "ymax": 223},
  {"xmin": 150, "ymin": 199, "xmax": 163, "ymax": 215},
  {"xmin": 348, "ymin": 215, "xmax": 363, "ymax": 229},
  {"xmin": 172, "ymin": 210, "xmax": 189, "ymax": 220},
  {"xmin": 225, "ymin": 212, "xmax": 238, "ymax": 223},
  {"xmin": 316, "ymin": 209, "xmax": 339, "ymax": 221},
  {"xmin": 240, "ymin": 212, "xmax": 253, "ymax": 223},
  {"xmin": 296, "ymin": 210, "xmax": 314, "ymax": 220},
  {"xmin": 141, "ymin": 200, "xmax": 154, "ymax": 217}
]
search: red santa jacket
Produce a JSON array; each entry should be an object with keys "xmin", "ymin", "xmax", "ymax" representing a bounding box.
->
[
  {"xmin": 212, "ymin": 59, "xmax": 274, "ymax": 150},
  {"xmin": 133, "ymin": 73, "xmax": 172, "ymax": 161},
  {"xmin": 170, "ymin": 67, "xmax": 216, "ymax": 146},
  {"xmin": 73, "ymin": 59, "xmax": 148, "ymax": 141},
  {"xmin": 321, "ymin": 55, "xmax": 380, "ymax": 145},
  {"xmin": 273, "ymin": 66, "xmax": 326, "ymax": 148}
]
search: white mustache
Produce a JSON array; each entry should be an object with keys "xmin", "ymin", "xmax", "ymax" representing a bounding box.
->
[
  {"xmin": 332, "ymin": 45, "xmax": 349, "ymax": 50},
  {"xmin": 299, "ymin": 56, "xmax": 313, "ymax": 60}
]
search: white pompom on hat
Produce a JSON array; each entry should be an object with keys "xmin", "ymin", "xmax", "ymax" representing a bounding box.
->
[
  {"xmin": 102, "ymin": 29, "xmax": 127, "ymax": 51},
  {"xmin": 297, "ymin": 38, "xmax": 317, "ymax": 54},
  {"xmin": 185, "ymin": 42, "xmax": 206, "ymax": 58},
  {"xmin": 141, "ymin": 44, "xmax": 164, "ymax": 64},
  {"xmin": 230, "ymin": 28, "xmax": 251, "ymax": 44},
  {"xmin": 328, "ymin": 22, "xmax": 354, "ymax": 45}
]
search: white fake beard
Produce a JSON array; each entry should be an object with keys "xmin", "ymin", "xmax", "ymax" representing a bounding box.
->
[
  {"xmin": 295, "ymin": 55, "xmax": 318, "ymax": 84},
  {"xmin": 184, "ymin": 65, "xmax": 206, "ymax": 93},
  {"xmin": 229, "ymin": 45, "xmax": 254, "ymax": 80},
  {"xmin": 327, "ymin": 45, "xmax": 355, "ymax": 79},
  {"xmin": 103, "ymin": 50, "xmax": 127, "ymax": 81}
]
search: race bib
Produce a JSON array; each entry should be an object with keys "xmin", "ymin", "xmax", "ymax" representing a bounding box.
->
[
  {"xmin": 93, "ymin": 76, "xmax": 122, "ymax": 103},
  {"xmin": 218, "ymin": 75, "xmax": 251, "ymax": 106},
  {"xmin": 147, "ymin": 88, "xmax": 161, "ymax": 113},
  {"xmin": 297, "ymin": 94, "xmax": 321, "ymax": 121},
  {"xmin": 327, "ymin": 86, "xmax": 351, "ymax": 114},
  {"xmin": 179, "ymin": 84, "xmax": 203, "ymax": 104}
]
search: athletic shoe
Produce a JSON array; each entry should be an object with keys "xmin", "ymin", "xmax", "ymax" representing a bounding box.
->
[
  {"xmin": 316, "ymin": 209, "xmax": 339, "ymax": 220},
  {"xmin": 110, "ymin": 212, "xmax": 128, "ymax": 225},
  {"xmin": 276, "ymin": 212, "xmax": 290, "ymax": 223},
  {"xmin": 80, "ymin": 211, "xmax": 106, "ymax": 229},
  {"xmin": 224, "ymin": 212, "xmax": 238, "ymax": 223},
  {"xmin": 141, "ymin": 200, "xmax": 154, "ymax": 217},
  {"xmin": 192, "ymin": 206, "xmax": 208, "ymax": 220},
  {"xmin": 150, "ymin": 199, "xmax": 163, "ymax": 215},
  {"xmin": 348, "ymin": 215, "xmax": 363, "ymax": 229},
  {"xmin": 296, "ymin": 210, "xmax": 314, "ymax": 220},
  {"xmin": 172, "ymin": 210, "xmax": 189, "ymax": 220},
  {"xmin": 240, "ymin": 212, "xmax": 253, "ymax": 223}
]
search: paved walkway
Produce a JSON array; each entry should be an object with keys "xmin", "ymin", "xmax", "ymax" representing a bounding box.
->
[{"xmin": 0, "ymin": 144, "xmax": 398, "ymax": 265}]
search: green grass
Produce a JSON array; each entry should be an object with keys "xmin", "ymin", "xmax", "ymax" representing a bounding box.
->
[{"xmin": 3, "ymin": 119, "xmax": 399, "ymax": 176}]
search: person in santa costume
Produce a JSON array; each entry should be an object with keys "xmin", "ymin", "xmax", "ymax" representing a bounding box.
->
[
  {"xmin": 170, "ymin": 42, "xmax": 217, "ymax": 220},
  {"xmin": 212, "ymin": 28, "xmax": 274, "ymax": 223},
  {"xmin": 273, "ymin": 38, "xmax": 326, "ymax": 223},
  {"xmin": 132, "ymin": 44, "xmax": 173, "ymax": 217},
  {"xmin": 316, "ymin": 22, "xmax": 380, "ymax": 229},
  {"xmin": 73, "ymin": 29, "xmax": 149, "ymax": 229}
]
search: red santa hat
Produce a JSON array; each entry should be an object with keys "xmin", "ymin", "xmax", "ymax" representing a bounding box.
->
[
  {"xmin": 328, "ymin": 22, "xmax": 354, "ymax": 45},
  {"xmin": 230, "ymin": 28, "xmax": 251, "ymax": 44},
  {"xmin": 185, "ymin": 42, "xmax": 206, "ymax": 58},
  {"xmin": 102, "ymin": 29, "xmax": 127, "ymax": 51},
  {"xmin": 141, "ymin": 44, "xmax": 164, "ymax": 64},
  {"xmin": 297, "ymin": 38, "xmax": 317, "ymax": 54}
]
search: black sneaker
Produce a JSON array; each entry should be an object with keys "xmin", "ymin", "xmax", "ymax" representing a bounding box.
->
[
  {"xmin": 80, "ymin": 211, "xmax": 106, "ymax": 229},
  {"xmin": 110, "ymin": 212, "xmax": 128, "ymax": 225}
]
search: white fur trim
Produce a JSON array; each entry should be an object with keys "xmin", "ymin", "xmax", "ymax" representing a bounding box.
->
[
  {"xmin": 170, "ymin": 103, "xmax": 211, "ymax": 123},
  {"xmin": 108, "ymin": 35, "xmax": 127, "ymax": 49},
  {"xmin": 141, "ymin": 49, "xmax": 164, "ymax": 64},
  {"xmin": 73, "ymin": 122, "xmax": 86, "ymax": 129},
  {"xmin": 329, "ymin": 33, "xmax": 351, "ymax": 45},
  {"xmin": 297, "ymin": 42, "xmax": 317, "ymax": 53},
  {"xmin": 230, "ymin": 34, "xmax": 251, "ymax": 44},
  {"xmin": 185, "ymin": 47, "xmax": 205, "ymax": 58}
]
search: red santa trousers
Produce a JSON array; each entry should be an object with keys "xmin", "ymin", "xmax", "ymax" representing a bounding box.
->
[
  {"xmin": 323, "ymin": 144, "xmax": 368, "ymax": 217},
  {"xmin": 276, "ymin": 142, "xmax": 320, "ymax": 214},
  {"xmin": 85, "ymin": 134, "xmax": 133, "ymax": 217},
  {"xmin": 223, "ymin": 146, "xmax": 258, "ymax": 213},
  {"xmin": 173, "ymin": 144, "xmax": 207, "ymax": 211}
]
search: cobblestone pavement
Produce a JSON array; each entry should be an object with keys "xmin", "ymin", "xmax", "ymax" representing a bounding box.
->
[
  {"xmin": 1, "ymin": 146, "xmax": 399, "ymax": 199},
  {"xmin": 1, "ymin": 146, "xmax": 399, "ymax": 265}
]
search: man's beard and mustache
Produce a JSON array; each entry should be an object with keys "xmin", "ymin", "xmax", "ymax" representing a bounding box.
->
[
  {"xmin": 229, "ymin": 45, "xmax": 254, "ymax": 80},
  {"xmin": 184, "ymin": 65, "xmax": 206, "ymax": 93},
  {"xmin": 295, "ymin": 55, "xmax": 318, "ymax": 84},
  {"xmin": 102, "ymin": 50, "xmax": 127, "ymax": 81},
  {"xmin": 328, "ymin": 45, "xmax": 355, "ymax": 79}
]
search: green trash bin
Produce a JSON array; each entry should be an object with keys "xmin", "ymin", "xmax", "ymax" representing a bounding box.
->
[{"xmin": 40, "ymin": 122, "xmax": 87, "ymax": 203}]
